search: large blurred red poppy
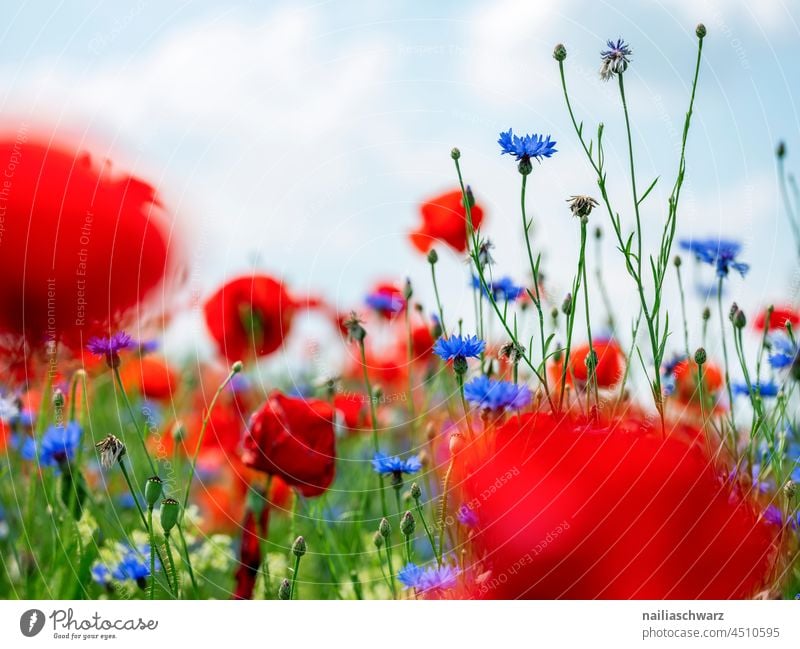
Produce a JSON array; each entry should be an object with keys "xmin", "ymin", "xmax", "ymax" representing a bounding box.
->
[
  {"xmin": 0, "ymin": 133, "xmax": 181, "ymax": 350},
  {"xmin": 410, "ymin": 189, "xmax": 485, "ymax": 254},
  {"xmin": 241, "ymin": 391, "xmax": 336, "ymax": 497},
  {"xmin": 459, "ymin": 413, "xmax": 779, "ymax": 599},
  {"xmin": 204, "ymin": 274, "xmax": 295, "ymax": 362},
  {"xmin": 754, "ymin": 306, "xmax": 800, "ymax": 332}
]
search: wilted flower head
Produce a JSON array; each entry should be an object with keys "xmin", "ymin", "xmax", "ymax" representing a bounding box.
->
[
  {"xmin": 567, "ymin": 195, "xmax": 599, "ymax": 218},
  {"xmin": 500, "ymin": 341, "xmax": 526, "ymax": 364},
  {"xmin": 342, "ymin": 312, "xmax": 367, "ymax": 343},
  {"xmin": 600, "ymin": 38, "xmax": 632, "ymax": 80},
  {"xmin": 86, "ymin": 332, "xmax": 135, "ymax": 368},
  {"xmin": 679, "ymin": 239, "xmax": 749, "ymax": 278},
  {"xmin": 95, "ymin": 434, "xmax": 126, "ymax": 469}
]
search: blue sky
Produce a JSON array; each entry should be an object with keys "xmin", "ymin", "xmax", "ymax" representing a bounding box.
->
[{"xmin": 0, "ymin": 0, "xmax": 798, "ymax": 369}]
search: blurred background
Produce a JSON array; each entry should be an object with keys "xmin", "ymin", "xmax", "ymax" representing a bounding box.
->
[{"xmin": 1, "ymin": 0, "xmax": 797, "ymax": 379}]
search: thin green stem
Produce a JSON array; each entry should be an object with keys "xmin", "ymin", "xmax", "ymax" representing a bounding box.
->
[
  {"xmin": 112, "ymin": 366, "xmax": 157, "ymax": 475},
  {"xmin": 414, "ymin": 498, "xmax": 439, "ymax": 566},
  {"xmin": 579, "ymin": 219, "xmax": 599, "ymax": 409},
  {"xmin": 289, "ymin": 554, "xmax": 302, "ymax": 600},
  {"xmin": 148, "ymin": 507, "xmax": 156, "ymax": 600},
  {"xmin": 358, "ymin": 341, "xmax": 388, "ymax": 518}
]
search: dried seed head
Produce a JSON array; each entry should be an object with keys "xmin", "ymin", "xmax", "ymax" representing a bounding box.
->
[{"xmin": 95, "ymin": 434, "xmax": 126, "ymax": 470}]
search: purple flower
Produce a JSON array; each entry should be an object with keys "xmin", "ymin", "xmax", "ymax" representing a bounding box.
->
[
  {"xmin": 86, "ymin": 332, "xmax": 135, "ymax": 368},
  {"xmin": 457, "ymin": 504, "xmax": 479, "ymax": 527},
  {"xmin": 397, "ymin": 562, "xmax": 460, "ymax": 594},
  {"xmin": 600, "ymin": 38, "xmax": 632, "ymax": 80}
]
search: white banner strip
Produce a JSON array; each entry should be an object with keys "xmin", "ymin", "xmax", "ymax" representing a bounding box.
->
[{"xmin": 1, "ymin": 600, "xmax": 798, "ymax": 648}]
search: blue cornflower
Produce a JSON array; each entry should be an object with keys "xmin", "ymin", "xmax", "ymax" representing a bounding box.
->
[
  {"xmin": 433, "ymin": 334, "xmax": 485, "ymax": 363},
  {"xmin": 768, "ymin": 337, "xmax": 797, "ymax": 370},
  {"xmin": 397, "ymin": 562, "xmax": 460, "ymax": 593},
  {"xmin": 38, "ymin": 422, "xmax": 82, "ymax": 466},
  {"xmin": 457, "ymin": 504, "xmax": 478, "ymax": 527},
  {"xmin": 600, "ymin": 38, "xmax": 632, "ymax": 80},
  {"xmin": 733, "ymin": 381, "xmax": 780, "ymax": 399},
  {"xmin": 471, "ymin": 276, "xmax": 524, "ymax": 302},
  {"xmin": 498, "ymin": 129, "xmax": 557, "ymax": 163},
  {"xmin": 13, "ymin": 434, "xmax": 37, "ymax": 461},
  {"xmin": 91, "ymin": 563, "xmax": 111, "ymax": 585},
  {"xmin": 463, "ymin": 375, "xmax": 531, "ymax": 411},
  {"xmin": 86, "ymin": 331, "xmax": 135, "ymax": 368},
  {"xmin": 372, "ymin": 452, "xmax": 422, "ymax": 477},
  {"xmin": 679, "ymin": 239, "xmax": 749, "ymax": 278},
  {"xmin": 365, "ymin": 290, "xmax": 404, "ymax": 316},
  {"xmin": 111, "ymin": 545, "xmax": 152, "ymax": 582}
]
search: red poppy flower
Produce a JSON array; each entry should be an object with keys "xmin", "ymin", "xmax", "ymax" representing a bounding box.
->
[
  {"xmin": 410, "ymin": 189, "xmax": 485, "ymax": 254},
  {"xmin": 754, "ymin": 306, "xmax": 800, "ymax": 331},
  {"xmin": 0, "ymin": 133, "xmax": 182, "ymax": 350},
  {"xmin": 120, "ymin": 355, "xmax": 179, "ymax": 401},
  {"xmin": 233, "ymin": 504, "xmax": 269, "ymax": 600},
  {"xmin": 334, "ymin": 392, "xmax": 370, "ymax": 431},
  {"xmin": 410, "ymin": 323, "xmax": 435, "ymax": 361},
  {"xmin": 671, "ymin": 358, "xmax": 723, "ymax": 404},
  {"xmin": 459, "ymin": 413, "xmax": 778, "ymax": 599},
  {"xmin": 565, "ymin": 340, "xmax": 624, "ymax": 388},
  {"xmin": 204, "ymin": 274, "xmax": 295, "ymax": 363},
  {"xmin": 241, "ymin": 391, "xmax": 336, "ymax": 497}
]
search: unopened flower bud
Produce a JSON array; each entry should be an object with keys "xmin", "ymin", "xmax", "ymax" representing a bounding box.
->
[
  {"xmin": 171, "ymin": 420, "xmax": 187, "ymax": 443},
  {"xmin": 373, "ymin": 531, "xmax": 384, "ymax": 549},
  {"xmin": 451, "ymin": 147, "xmax": 461, "ymax": 160},
  {"xmin": 278, "ymin": 578, "xmax": 291, "ymax": 600},
  {"xmin": 777, "ymin": 141, "xmax": 787, "ymax": 159},
  {"xmin": 449, "ymin": 433, "xmax": 465, "ymax": 455},
  {"xmin": 561, "ymin": 293, "xmax": 573, "ymax": 316},
  {"xmin": 694, "ymin": 347, "xmax": 707, "ymax": 365},
  {"xmin": 160, "ymin": 498, "xmax": 180, "ymax": 533},
  {"xmin": 292, "ymin": 535, "xmax": 307, "ymax": 557},
  {"xmin": 702, "ymin": 307, "xmax": 711, "ymax": 321},
  {"xmin": 784, "ymin": 480, "xmax": 796, "ymax": 501},
  {"xmin": 453, "ymin": 356, "xmax": 469, "ymax": 375},
  {"xmin": 400, "ymin": 511, "xmax": 416, "ymax": 537},
  {"xmin": 553, "ymin": 43, "xmax": 567, "ymax": 61},
  {"xmin": 52, "ymin": 389, "xmax": 65, "ymax": 409},
  {"xmin": 144, "ymin": 476, "xmax": 163, "ymax": 509},
  {"xmin": 696, "ymin": 23, "xmax": 707, "ymax": 39},
  {"xmin": 378, "ymin": 517, "xmax": 391, "ymax": 539},
  {"xmin": 410, "ymin": 482, "xmax": 422, "ymax": 500},
  {"xmin": 231, "ymin": 360, "xmax": 244, "ymax": 374},
  {"xmin": 427, "ymin": 248, "xmax": 439, "ymax": 265},
  {"xmin": 733, "ymin": 308, "xmax": 747, "ymax": 329},
  {"xmin": 403, "ymin": 278, "xmax": 413, "ymax": 301},
  {"xmin": 673, "ymin": 255, "xmax": 682, "ymax": 268},
  {"xmin": 594, "ymin": 226, "xmax": 602, "ymax": 240}
]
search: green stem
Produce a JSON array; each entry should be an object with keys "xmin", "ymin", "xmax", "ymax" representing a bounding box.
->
[
  {"xmin": 414, "ymin": 499, "xmax": 439, "ymax": 566},
  {"xmin": 148, "ymin": 507, "xmax": 156, "ymax": 600},
  {"xmin": 383, "ymin": 543, "xmax": 396, "ymax": 599},
  {"xmin": 358, "ymin": 341, "xmax": 388, "ymax": 518},
  {"xmin": 676, "ymin": 263, "xmax": 691, "ymax": 359},
  {"xmin": 579, "ymin": 218, "xmax": 599, "ymax": 409},
  {"xmin": 112, "ymin": 366, "xmax": 157, "ymax": 475},
  {"xmin": 164, "ymin": 533, "xmax": 179, "ymax": 596},
  {"xmin": 289, "ymin": 554, "xmax": 302, "ymax": 600}
]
